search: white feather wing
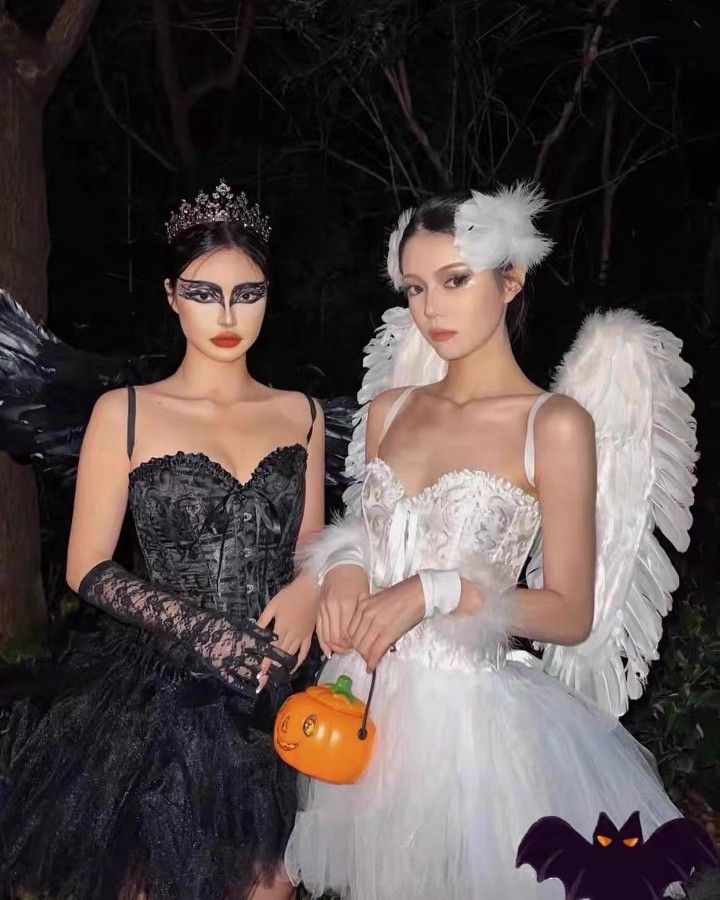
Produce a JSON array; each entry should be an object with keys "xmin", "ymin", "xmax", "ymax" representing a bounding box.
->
[
  {"xmin": 342, "ymin": 306, "xmax": 446, "ymax": 515},
  {"xmin": 527, "ymin": 309, "xmax": 697, "ymax": 717}
]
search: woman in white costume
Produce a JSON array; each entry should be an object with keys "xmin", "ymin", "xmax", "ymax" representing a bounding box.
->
[{"xmin": 284, "ymin": 185, "xmax": 700, "ymax": 899}]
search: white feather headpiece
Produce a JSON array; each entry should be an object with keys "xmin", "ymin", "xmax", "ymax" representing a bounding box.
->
[
  {"xmin": 385, "ymin": 182, "xmax": 553, "ymax": 289},
  {"xmin": 455, "ymin": 182, "xmax": 554, "ymax": 272},
  {"xmin": 386, "ymin": 207, "xmax": 414, "ymax": 289}
]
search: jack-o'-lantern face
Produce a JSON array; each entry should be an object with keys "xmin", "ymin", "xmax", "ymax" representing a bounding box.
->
[
  {"xmin": 275, "ymin": 710, "xmax": 318, "ymax": 752},
  {"xmin": 273, "ymin": 675, "xmax": 376, "ymax": 784}
]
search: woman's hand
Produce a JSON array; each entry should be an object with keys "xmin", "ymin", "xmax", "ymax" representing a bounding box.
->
[
  {"xmin": 257, "ymin": 574, "xmax": 319, "ymax": 680},
  {"xmin": 347, "ymin": 575, "xmax": 425, "ymax": 673},
  {"xmin": 316, "ymin": 564, "xmax": 370, "ymax": 658}
]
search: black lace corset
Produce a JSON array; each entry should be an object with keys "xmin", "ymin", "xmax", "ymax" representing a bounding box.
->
[{"xmin": 128, "ymin": 445, "xmax": 307, "ymax": 621}]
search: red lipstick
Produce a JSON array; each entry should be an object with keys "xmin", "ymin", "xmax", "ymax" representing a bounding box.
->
[
  {"xmin": 211, "ymin": 333, "xmax": 241, "ymax": 348},
  {"xmin": 429, "ymin": 329, "xmax": 457, "ymax": 343}
]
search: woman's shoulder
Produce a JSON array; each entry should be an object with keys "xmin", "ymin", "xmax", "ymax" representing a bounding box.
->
[
  {"xmin": 262, "ymin": 386, "xmax": 323, "ymax": 429},
  {"xmin": 367, "ymin": 386, "xmax": 412, "ymax": 419},
  {"xmin": 91, "ymin": 386, "xmax": 131, "ymax": 422},
  {"xmin": 81, "ymin": 387, "xmax": 134, "ymax": 451},
  {"xmin": 535, "ymin": 392, "xmax": 595, "ymax": 445}
]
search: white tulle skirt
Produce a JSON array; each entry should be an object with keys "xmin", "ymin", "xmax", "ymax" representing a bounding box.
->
[{"xmin": 285, "ymin": 647, "xmax": 684, "ymax": 900}]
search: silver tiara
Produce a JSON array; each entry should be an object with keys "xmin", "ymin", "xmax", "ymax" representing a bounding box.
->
[{"xmin": 165, "ymin": 179, "xmax": 271, "ymax": 243}]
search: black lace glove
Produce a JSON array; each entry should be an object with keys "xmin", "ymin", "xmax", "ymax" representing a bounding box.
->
[{"xmin": 78, "ymin": 560, "xmax": 295, "ymax": 699}]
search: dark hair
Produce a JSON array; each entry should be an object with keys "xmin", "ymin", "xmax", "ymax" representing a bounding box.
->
[
  {"xmin": 397, "ymin": 190, "xmax": 528, "ymax": 341},
  {"xmin": 166, "ymin": 220, "xmax": 270, "ymax": 287}
]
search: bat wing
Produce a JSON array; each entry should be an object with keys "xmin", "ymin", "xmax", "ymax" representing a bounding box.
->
[
  {"xmin": 642, "ymin": 818, "xmax": 719, "ymax": 891},
  {"xmin": 516, "ymin": 816, "xmax": 596, "ymax": 897}
]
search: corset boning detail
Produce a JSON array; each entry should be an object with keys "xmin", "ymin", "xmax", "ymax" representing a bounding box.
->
[
  {"xmin": 361, "ymin": 459, "xmax": 542, "ymax": 671},
  {"xmin": 363, "ymin": 458, "xmax": 541, "ymax": 593},
  {"xmin": 129, "ymin": 446, "xmax": 307, "ymax": 621}
]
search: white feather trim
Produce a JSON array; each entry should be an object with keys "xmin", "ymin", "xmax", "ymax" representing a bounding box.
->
[
  {"xmin": 399, "ymin": 551, "xmax": 515, "ymax": 672},
  {"xmin": 437, "ymin": 550, "xmax": 515, "ymax": 669},
  {"xmin": 296, "ymin": 511, "xmax": 372, "ymax": 582},
  {"xmin": 527, "ymin": 309, "xmax": 698, "ymax": 717},
  {"xmin": 454, "ymin": 182, "xmax": 554, "ymax": 272},
  {"xmin": 386, "ymin": 208, "xmax": 414, "ymax": 290}
]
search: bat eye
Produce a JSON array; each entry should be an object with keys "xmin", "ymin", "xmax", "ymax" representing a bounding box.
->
[
  {"xmin": 596, "ymin": 835, "xmax": 612, "ymax": 847},
  {"xmin": 622, "ymin": 837, "xmax": 639, "ymax": 847}
]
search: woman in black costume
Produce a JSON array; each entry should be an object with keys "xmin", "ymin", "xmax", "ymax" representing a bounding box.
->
[{"xmin": 0, "ymin": 181, "xmax": 325, "ymax": 899}]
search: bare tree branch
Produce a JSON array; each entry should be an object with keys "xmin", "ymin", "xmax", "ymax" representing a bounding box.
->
[
  {"xmin": 152, "ymin": 0, "xmax": 262, "ymax": 168},
  {"xmin": 534, "ymin": 0, "xmax": 620, "ymax": 181},
  {"xmin": 600, "ymin": 89, "xmax": 617, "ymax": 283},
  {"xmin": 44, "ymin": 0, "xmax": 102, "ymax": 91},
  {"xmin": 188, "ymin": 0, "xmax": 258, "ymax": 102},
  {"xmin": 1, "ymin": 0, "xmax": 100, "ymax": 98},
  {"xmin": 152, "ymin": 0, "xmax": 195, "ymax": 168},
  {"xmin": 87, "ymin": 38, "xmax": 179, "ymax": 171},
  {"xmin": 0, "ymin": 13, "xmax": 43, "ymax": 88},
  {"xmin": 384, "ymin": 60, "xmax": 452, "ymax": 189},
  {"xmin": 548, "ymin": 137, "xmax": 687, "ymax": 208}
]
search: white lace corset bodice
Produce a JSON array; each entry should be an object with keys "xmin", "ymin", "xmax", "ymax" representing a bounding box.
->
[
  {"xmin": 363, "ymin": 458, "xmax": 541, "ymax": 592},
  {"xmin": 361, "ymin": 458, "xmax": 542, "ymax": 670}
]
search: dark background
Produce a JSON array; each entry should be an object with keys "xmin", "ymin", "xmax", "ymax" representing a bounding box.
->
[{"xmin": 2, "ymin": 0, "xmax": 720, "ymax": 844}]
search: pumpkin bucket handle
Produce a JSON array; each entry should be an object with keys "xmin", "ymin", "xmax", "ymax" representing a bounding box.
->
[{"xmin": 357, "ymin": 670, "xmax": 377, "ymax": 741}]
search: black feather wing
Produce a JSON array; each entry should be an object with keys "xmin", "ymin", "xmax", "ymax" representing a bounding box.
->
[
  {"xmin": 320, "ymin": 395, "xmax": 356, "ymax": 489},
  {"xmin": 516, "ymin": 816, "xmax": 596, "ymax": 898},
  {"xmin": 0, "ymin": 289, "xmax": 160, "ymax": 485},
  {"xmin": 642, "ymin": 818, "xmax": 719, "ymax": 891},
  {"xmin": 0, "ymin": 291, "xmax": 359, "ymax": 492}
]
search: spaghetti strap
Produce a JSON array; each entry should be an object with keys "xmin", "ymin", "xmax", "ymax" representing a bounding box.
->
[
  {"xmin": 523, "ymin": 392, "xmax": 552, "ymax": 488},
  {"xmin": 126, "ymin": 386, "xmax": 137, "ymax": 461},
  {"xmin": 380, "ymin": 387, "xmax": 415, "ymax": 444},
  {"xmin": 305, "ymin": 394, "xmax": 318, "ymax": 444}
]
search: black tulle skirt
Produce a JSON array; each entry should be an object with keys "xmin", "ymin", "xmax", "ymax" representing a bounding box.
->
[{"xmin": 0, "ymin": 622, "xmax": 298, "ymax": 900}]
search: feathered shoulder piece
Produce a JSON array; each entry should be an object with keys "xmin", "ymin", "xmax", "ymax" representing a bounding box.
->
[{"xmin": 526, "ymin": 309, "xmax": 698, "ymax": 717}]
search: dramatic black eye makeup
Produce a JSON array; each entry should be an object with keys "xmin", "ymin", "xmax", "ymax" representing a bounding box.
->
[
  {"xmin": 177, "ymin": 278, "xmax": 268, "ymax": 306},
  {"xmin": 230, "ymin": 282, "xmax": 268, "ymax": 305}
]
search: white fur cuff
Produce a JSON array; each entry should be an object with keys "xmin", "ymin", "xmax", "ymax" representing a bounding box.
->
[
  {"xmin": 433, "ymin": 552, "xmax": 517, "ymax": 669},
  {"xmin": 296, "ymin": 512, "xmax": 371, "ymax": 584}
]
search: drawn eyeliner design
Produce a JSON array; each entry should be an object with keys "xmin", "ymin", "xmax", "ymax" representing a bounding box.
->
[
  {"xmin": 230, "ymin": 282, "xmax": 268, "ymax": 305},
  {"xmin": 177, "ymin": 279, "xmax": 223, "ymax": 304},
  {"xmin": 177, "ymin": 278, "xmax": 268, "ymax": 306}
]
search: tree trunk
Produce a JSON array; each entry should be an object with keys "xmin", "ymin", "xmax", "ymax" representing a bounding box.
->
[
  {"xmin": 0, "ymin": 77, "xmax": 49, "ymax": 316},
  {"xmin": 0, "ymin": 0, "xmax": 102, "ymax": 643},
  {"xmin": 0, "ymin": 72, "xmax": 49, "ymax": 642}
]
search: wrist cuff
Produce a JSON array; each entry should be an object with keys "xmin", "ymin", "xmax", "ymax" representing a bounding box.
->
[{"xmin": 418, "ymin": 569, "xmax": 462, "ymax": 618}]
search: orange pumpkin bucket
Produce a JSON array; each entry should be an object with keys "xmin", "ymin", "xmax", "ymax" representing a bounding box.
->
[{"xmin": 273, "ymin": 673, "xmax": 377, "ymax": 784}]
